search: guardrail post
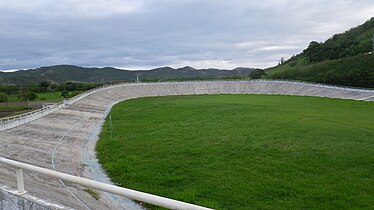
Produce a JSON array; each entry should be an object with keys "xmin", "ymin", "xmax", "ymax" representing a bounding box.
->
[{"xmin": 16, "ymin": 167, "xmax": 27, "ymax": 195}]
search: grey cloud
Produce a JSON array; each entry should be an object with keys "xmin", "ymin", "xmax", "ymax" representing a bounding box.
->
[{"xmin": 0, "ymin": 0, "xmax": 373, "ymax": 70}]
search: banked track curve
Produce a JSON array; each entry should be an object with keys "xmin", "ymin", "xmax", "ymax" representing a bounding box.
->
[{"xmin": 0, "ymin": 80, "xmax": 374, "ymax": 209}]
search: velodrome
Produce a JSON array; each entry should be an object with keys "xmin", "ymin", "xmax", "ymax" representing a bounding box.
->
[{"xmin": 0, "ymin": 80, "xmax": 373, "ymax": 209}]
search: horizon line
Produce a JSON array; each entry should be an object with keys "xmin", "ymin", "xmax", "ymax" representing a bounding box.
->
[{"xmin": 0, "ymin": 64, "xmax": 263, "ymax": 73}]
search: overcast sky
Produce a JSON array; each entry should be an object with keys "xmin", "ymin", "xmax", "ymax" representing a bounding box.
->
[{"xmin": 0, "ymin": 0, "xmax": 373, "ymax": 70}]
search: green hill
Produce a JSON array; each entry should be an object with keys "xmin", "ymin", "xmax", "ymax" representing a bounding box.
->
[
  {"xmin": 0, "ymin": 65, "xmax": 256, "ymax": 85},
  {"xmin": 266, "ymin": 17, "xmax": 374, "ymax": 88}
]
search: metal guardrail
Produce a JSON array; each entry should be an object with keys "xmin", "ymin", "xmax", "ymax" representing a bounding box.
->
[
  {"xmin": 0, "ymin": 101, "xmax": 65, "ymax": 123},
  {"xmin": 0, "ymin": 157, "xmax": 212, "ymax": 210}
]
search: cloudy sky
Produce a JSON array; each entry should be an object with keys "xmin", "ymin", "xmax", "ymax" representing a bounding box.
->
[{"xmin": 0, "ymin": 0, "xmax": 373, "ymax": 70}]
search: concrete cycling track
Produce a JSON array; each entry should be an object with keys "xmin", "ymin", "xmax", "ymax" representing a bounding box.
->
[{"xmin": 1, "ymin": 80, "xmax": 373, "ymax": 209}]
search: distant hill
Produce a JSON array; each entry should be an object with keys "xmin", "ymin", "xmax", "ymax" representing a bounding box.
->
[
  {"xmin": 266, "ymin": 17, "xmax": 374, "ymax": 88},
  {"xmin": 0, "ymin": 65, "xmax": 257, "ymax": 85}
]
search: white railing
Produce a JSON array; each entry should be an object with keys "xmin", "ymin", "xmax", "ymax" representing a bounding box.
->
[
  {"xmin": 251, "ymin": 79, "xmax": 374, "ymax": 93},
  {"xmin": 0, "ymin": 101, "xmax": 65, "ymax": 124},
  {"xmin": 0, "ymin": 82, "xmax": 129, "ymax": 131},
  {"xmin": 0, "ymin": 101, "xmax": 65, "ymax": 131},
  {"xmin": 64, "ymin": 81, "xmax": 144, "ymax": 105},
  {"xmin": 0, "ymin": 157, "xmax": 212, "ymax": 210}
]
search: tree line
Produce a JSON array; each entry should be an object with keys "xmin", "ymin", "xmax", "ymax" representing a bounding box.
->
[{"xmin": 0, "ymin": 81, "xmax": 100, "ymax": 102}]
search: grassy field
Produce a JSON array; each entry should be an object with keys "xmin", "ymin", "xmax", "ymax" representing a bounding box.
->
[
  {"xmin": 97, "ymin": 95, "xmax": 374, "ymax": 209},
  {"xmin": 6, "ymin": 91, "xmax": 63, "ymax": 102},
  {"xmin": 36, "ymin": 91, "xmax": 63, "ymax": 102},
  {"xmin": 0, "ymin": 91, "xmax": 86, "ymax": 118}
]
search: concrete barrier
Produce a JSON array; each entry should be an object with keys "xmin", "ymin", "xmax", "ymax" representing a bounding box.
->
[{"xmin": 0, "ymin": 187, "xmax": 52, "ymax": 210}]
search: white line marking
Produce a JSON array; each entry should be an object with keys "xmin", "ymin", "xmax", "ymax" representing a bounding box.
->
[
  {"xmin": 51, "ymin": 111, "xmax": 91, "ymax": 210},
  {"xmin": 357, "ymin": 95, "xmax": 374, "ymax": 100}
]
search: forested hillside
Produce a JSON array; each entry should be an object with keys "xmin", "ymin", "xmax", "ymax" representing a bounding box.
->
[
  {"xmin": 267, "ymin": 18, "xmax": 374, "ymax": 88},
  {"xmin": 0, "ymin": 65, "xmax": 256, "ymax": 85}
]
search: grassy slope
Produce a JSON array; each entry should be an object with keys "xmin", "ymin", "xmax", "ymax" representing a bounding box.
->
[
  {"xmin": 6, "ymin": 92, "xmax": 63, "ymax": 102},
  {"xmin": 36, "ymin": 92, "xmax": 63, "ymax": 102},
  {"xmin": 266, "ymin": 54, "xmax": 374, "ymax": 87},
  {"xmin": 97, "ymin": 95, "xmax": 374, "ymax": 209},
  {"xmin": 266, "ymin": 17, "xmax": 374, "ymax": 88}
]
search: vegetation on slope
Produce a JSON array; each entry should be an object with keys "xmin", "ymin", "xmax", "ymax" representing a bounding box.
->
[
  {"xmin": 267, "ymin": 54, "xmax": 374, "ymax": 87},
  {"xmin": 303, "ymin": 18, "xmax": 374, "ymax": 62},
  {"xmin": 97, "ymin": 95, "xmax": 374, "ymax": 209},
  {"xmin": 267, "ymin": 17, "xmax": 374, "ymax": 88}
]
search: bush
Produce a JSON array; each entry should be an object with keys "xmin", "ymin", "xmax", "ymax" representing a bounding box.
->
[
  {"xmin": 39, "ymin": 80, "xmax": 52, "ymax": 92},
  {"xmin": 65, "ymin": 82, "xmax": 77, "ymax": 91},
  {"xmin": 28, "ymin": 92, "xmax": 38, "ymax": 101},
  {"xmin": 0, "ymin": 92, "xmax": 8, "ymax": 102},
  {"xmin": 249, "ymin": 69, "xmax": 267, "ymax": 79},
  {"xmin": 61, "ymin": 90, "xmax": 69, "ymax": 98}
]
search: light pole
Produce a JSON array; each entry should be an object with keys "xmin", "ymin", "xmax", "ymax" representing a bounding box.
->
[
  {"xmin": 372, "ymin": 33, "xmax": 374, "ymax": 53},
  {"xmin": 136, "ymin": 73, "xmax": 140, "ymax": 83}
]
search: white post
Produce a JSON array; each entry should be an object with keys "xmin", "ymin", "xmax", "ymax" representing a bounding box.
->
[
  {"xmin": 16, "ymin": 167, "xmax": 26, "ymax": 195},
  {"xmin": 109, "ymin": 114, "xmax": 113, "ymax": 139},
  {"xmin": 0, "ymin": 157, "xmax": 212, "ymax": 210}
]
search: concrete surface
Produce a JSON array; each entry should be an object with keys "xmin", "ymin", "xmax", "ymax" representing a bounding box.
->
[
  {"xmin": 0, "ymin": 81, "xmax": 373, "ymax": 210},
  {"xmin": 0, "ymin": 186, "xmax": 59, "ymax": 210}
]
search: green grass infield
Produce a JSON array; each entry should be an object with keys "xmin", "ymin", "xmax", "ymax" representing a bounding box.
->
[{"xmin": 97, "ymin": 94, "xmax": 374, "ymax": 209}]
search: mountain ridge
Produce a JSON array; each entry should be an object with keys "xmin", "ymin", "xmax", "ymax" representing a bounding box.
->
[{"xmin": 0, "ymin": 65, "xmax": 257, "ymax": 85}]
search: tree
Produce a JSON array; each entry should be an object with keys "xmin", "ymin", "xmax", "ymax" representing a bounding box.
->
[
  {"xmin": 65, "ymin": 82, "xmax": 77, "ymax": 91},
  {"xmin": 27, "ymin": 92, "xmax": 38, "ymax": 101},
  {"xmin": 0, "ymin": 92, "xmax": 8, "ymax": 102},
  {"xmin": 17, "ymin": 91, "xmax": 37, "ymax": 101},
  {"xmin": 61, "ymin": 90, "xmax": 69, "ymax": 98},
  {"xmin": 39, "ymin": 80, "xmax": 51, "ymax": 92},
  {"xmin": 249, "ymin": 69, "xmax": 266, "ymax": 79}
]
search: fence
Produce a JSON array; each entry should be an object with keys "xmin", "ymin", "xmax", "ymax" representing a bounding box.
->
[
  {"xmin": 252, "ymin": 79, "xmax": 374, "ymax": 93},
  {"xmin": 0, "ymin": 101, "xmax": 65, "ymax": 131},
  {"xmin": 0, "ymin": 157, "xmax": 212, "ymax": 210}
]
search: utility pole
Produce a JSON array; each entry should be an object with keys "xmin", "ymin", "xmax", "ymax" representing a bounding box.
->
[
  {"xmin": 136, "ymin": 73, "xmax": 140, "ymax": 83},
  {"xmin": 372, "ymin": 33, "xmax": 374, "ymax": 53}
]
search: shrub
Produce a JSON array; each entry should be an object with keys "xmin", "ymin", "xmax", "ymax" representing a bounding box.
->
[{"xmin": 0, "ymin": 92, "xmax": 8, "ymax": 102}]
